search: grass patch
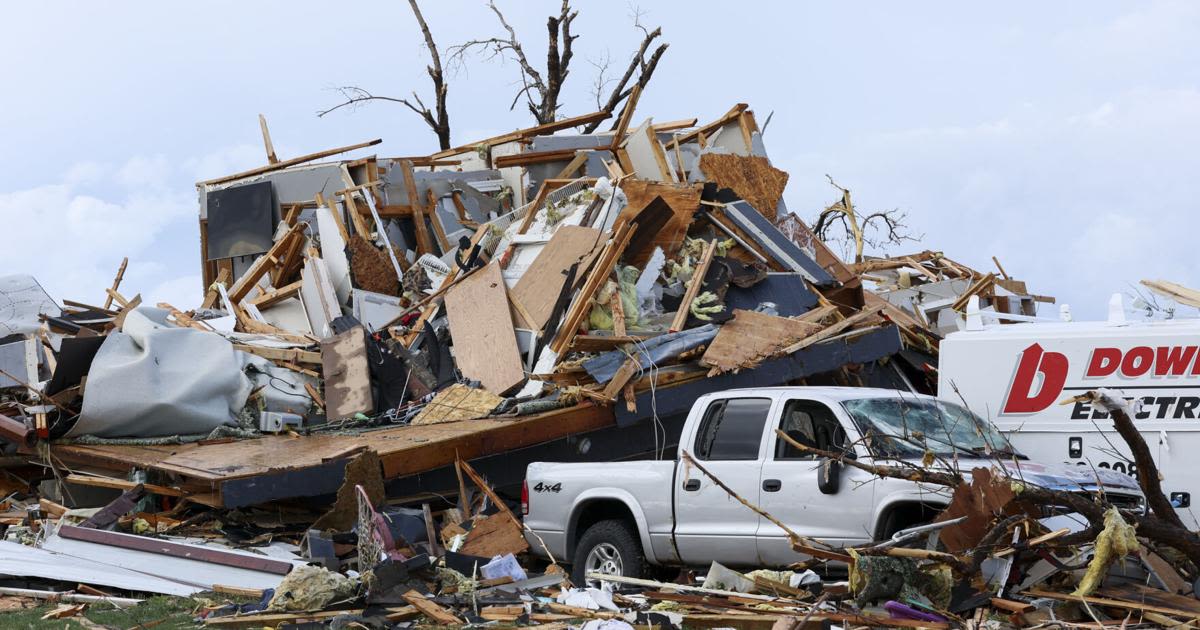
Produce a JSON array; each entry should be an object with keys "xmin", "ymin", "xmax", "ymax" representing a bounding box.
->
[{"xmin": 0, "ymin": 595, "xmax": 200, "ymax": 629}]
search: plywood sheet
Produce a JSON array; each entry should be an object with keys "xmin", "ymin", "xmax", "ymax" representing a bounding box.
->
[
  {"xmin": 700, "ymin": 309, "xmax": 822, "ymax": 374},
  {"xmin": 699, "ymin": 153, "xmax": 788, "ymax": 221},
  {"xmin": 445, "ymin": 263, "xmax": 526, "ymax": 394},
  {"xmin": 321, "ymin": 326, "xmax": 374, "ymax": 419},
  {"xmin": 510, "ymin": 225, "xmax": 600, "ymax": 330},
  {"xmin": 412, "ymin": 383, "xmax": 503, "ymax": 425},
  {"xmin": 459, "ymin": 513, "xmax": 529, "ymax": 557}
]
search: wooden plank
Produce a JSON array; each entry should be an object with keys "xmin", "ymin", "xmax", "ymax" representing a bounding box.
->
[
  {"xmin": 950, "ymin": 272, "xmax": 997, "ymax": 312},
  {"xmin": 432, "ymin": 110, "xmax": 611, "ymax": 160},
  {"xmin": 701, "ymin": 310, "xmax": 823, "ymax": 375},
  {"xmin": 779, "ymin": 304, "xmax": 886, "ymax": 354},
  {"xmin": 201, "ymin": 268, "xmax": 231, "ymax": 310},
  {"xmin": 232, "ymin": 344, "xmax": 320, "ymax": 365},
  {"xmin": 493, "ymin": 148, "xmax": 579, "ymax": 169},
  {"xmin": 248, "ymin": 280, "xmax": 302, "ymax": 309},
  {"xmin": 65, "ymin": 473, "xmax": 184, "ymax": 498},
  {"xmin": 200, "ymin": 139, "xmax": 382, "ymax": 186},
  {"xmin": 1026, "ymin": 588, "xmax": 1200, "ymax": 620},
  {"xmin": 608, "ymin": 83, "xmax": 642, "ymax": 151},
  {"xmin": 444, "ymin": 262, "xmax": 525, "ymax": 394},
  {"xmin": 670, "ymin": 239, "xmax": 718, "ymax": 332},
  {"xmin": 227, "ymin": 222, "xmax": 306, "ymax": 303},
  {"xmin": 555, "ymin": 151, "xmax": 591, "ymax": 179},
  {"xmin": 321, "ymin": 326, "xmax": 374, "ymax": 419},
  {"xmin": 510, "ymin": 225, "xmax": 601, "ymax": 330},
  {"xmin": 669, "ymin": 103, "xmax": 749, "ymax": 148},
  {"xmin": 549, "ymin": 221, "xmax": 635, "ymax": 354},
  {"xmin": 102, "ymin": 257, "xmax": 128, "ymax": 310},
  {"xmin": 257, "ymin": 114, "xmax": 278, "ymax": 164},
  {"xmin": 49, "ymin": 403, "xmax": 614, "ymax": 504},
  {"xmin": 58, "ymin": 525, "xmax": 293, "ymax": 574},
  {"xmin": 401, "ymin": 159, "xmax": 435, "ymax": 255},
  {"xmin": 402, "ymin": 590, "xmax": 463, "ymax": 625}
]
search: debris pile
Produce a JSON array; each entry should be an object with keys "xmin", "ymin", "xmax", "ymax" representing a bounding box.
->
[{"xmin": 4, "ymin": 100, "xmax": 1198, "ymax": 627}]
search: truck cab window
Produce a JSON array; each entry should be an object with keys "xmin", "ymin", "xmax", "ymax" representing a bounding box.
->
[
  {"xmin": 694, "ymin": 398, "xmax": 772, "ymax": 461},
  {"xmin": 776, "ymin": 400, "xmax": 846, "ymax": 459}
]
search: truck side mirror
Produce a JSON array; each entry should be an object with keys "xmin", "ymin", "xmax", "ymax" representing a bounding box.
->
[{"xmin": 817, "ymin": 458, "xmax": 841, "ymax": 495}]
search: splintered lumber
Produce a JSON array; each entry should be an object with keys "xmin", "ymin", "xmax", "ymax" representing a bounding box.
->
[
  {"xmin": 555, "ymin": 150, "xmax": 591, "ymax": 179},
  {"xmin": 400, "ymin": 160, "xmax": 435, "ymax": 255},
  {"xmin": 227, "ymin": 222, "xmax": 306, "ymax": 303},
  {"xmin": 609, "ymin": 83, "xmax": 643, "ymax": 151},
  {"xmin": 699, "ymin": 154, "xmax": 789, "ymax": 221},
  {"xmin": 550, "ymin": 221, "xmax": 636, "ymax": 354},
  {"xmin": 1142, "ymin": 279, "xmax": 1200, "ymax": 309},
  {"xmin": 200, "ymin": 138, "xmax": 382, "ymax": 186},
  {"xmin": 411, "ymin": 383, "xmax": 503, "ymax": 425},
  {"xmin": 201, "ymin": 267, "xmax": 231, "ymax": 310},
  {"xmin": 248, "ymin": 280, "xmax": 302, "ymax": 309},
  {"xmin": 65, "ymin": 473, "xmax": 185, "ymax": 498},
  {"xmin": 670, "ymin": 239, "xmax": 718, "ymax": 332},
  {"xmin": 432, "ymin": 110, "xmax": 611, "ymax": 159},
  {"xmin": 1025, "ymin": 587, "xmax": 1200, "ymax": 620},
  {"xmin": 950, "ymin": 272, "xmax": 997, "ymax": 312},
  {"xmin": 232, "ymin": 344, "xmax": 320, "ymax": 365},
  {"xmin": 701, "ymin": 309, "xmax": 823, "ymax": 374},
  {"xmin": 102, "ymin": 257, "xmax": 128, "ymax": 309},
  {"xmin": 779, "ymin": 303, "xmax": 886, "ymax": 354},
  {"xmin": 509, "ymin": 225, "xmax": 601, "ymax": 330},
  {"xmin": 257, "ymin": 114, "xmax": 278, "ymax": 164},
  {"xmin": 493, "ymin": 148, "xmax": 580, "ymax": 168},
  {"xmin": 445, "ymin": 262, "xmax": 525, "ymax": 394},
  {"xmin": 403, "ymin": 590, "xmax": 463, "ymax": 625}
]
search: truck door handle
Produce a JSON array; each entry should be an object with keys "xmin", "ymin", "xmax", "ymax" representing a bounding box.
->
[
  {"xmin": 762, "ymin": 479, "xmax": 782, "ymax": 492},
  {"xmin": 683, "ymin": 479, "xmax": 701, "ymax": 491}
]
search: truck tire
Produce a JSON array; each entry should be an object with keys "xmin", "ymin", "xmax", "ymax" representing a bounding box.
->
[{"xmin": 571, "ymin": 519, "xmax": 645, "ymax": 587}]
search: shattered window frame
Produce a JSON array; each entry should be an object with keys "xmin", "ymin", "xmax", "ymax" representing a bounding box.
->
[{"xmin": 839, "ymin": 397, "xmax": 1016, "ymax": 461}]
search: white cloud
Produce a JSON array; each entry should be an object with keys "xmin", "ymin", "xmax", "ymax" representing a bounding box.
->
[
  {"xmin": 0, "ymin": 155, "xmax": 198, "ymax": 306},
  {"xmin": 183, "ymin": 143, "xmax": 263, "ymax": 183}
]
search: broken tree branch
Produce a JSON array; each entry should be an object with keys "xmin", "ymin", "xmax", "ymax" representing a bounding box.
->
[{"xmin": 318, "ymin": 0, "xmax": 451, "ymax": 149}]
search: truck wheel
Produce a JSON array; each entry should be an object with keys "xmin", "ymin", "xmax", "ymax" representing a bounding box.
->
[{"xmin": 572, "ymin": 519, "xmax": 645, "ymax": 587}]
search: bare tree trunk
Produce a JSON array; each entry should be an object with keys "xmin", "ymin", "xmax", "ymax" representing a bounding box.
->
[{"xmin": 318, "ymin": 0, "xmax": 451, "ymax": 150}]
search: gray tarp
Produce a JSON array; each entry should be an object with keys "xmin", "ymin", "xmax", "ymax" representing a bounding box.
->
[
  {"xmin": 583, "ymin": 324, "xmax": 718, "ymax": 384},
  {"xmin": 71, "ymin": 307, "xmax": 252, "ymax": 438}
]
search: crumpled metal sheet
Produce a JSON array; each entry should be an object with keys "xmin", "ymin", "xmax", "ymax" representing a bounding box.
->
[
  {"xmin": 70, "ymin": 307, "xmax": 252, "ymax": 438},
  {"xmin": 0, "ymin": 274, "xmax": 59, "ymax": 337}
]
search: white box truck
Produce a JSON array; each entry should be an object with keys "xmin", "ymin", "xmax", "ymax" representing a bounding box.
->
[{"xmin": 938, "ymin": 295, "xmax": 1199, "ymax": 527}]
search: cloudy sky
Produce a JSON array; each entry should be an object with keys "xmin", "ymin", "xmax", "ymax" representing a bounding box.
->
[{"xmin": 2, "ymin": 1, "xmax": 1196, "ymax": 318}]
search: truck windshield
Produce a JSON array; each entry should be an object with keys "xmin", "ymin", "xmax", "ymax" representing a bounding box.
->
[{"xmin": 841, "ymin": 397, "xmax": 1019, "ymax": 460}]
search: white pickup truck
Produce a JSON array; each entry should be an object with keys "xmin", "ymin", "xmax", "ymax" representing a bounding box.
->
[{"xmin": 522, "ymin": 387, "xmax": 1144, "ymax": 584}]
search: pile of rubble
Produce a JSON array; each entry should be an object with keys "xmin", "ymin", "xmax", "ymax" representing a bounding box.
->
[{"xmin": 4, "ymin": 98, "xmax": 1196, "ymax": 628}]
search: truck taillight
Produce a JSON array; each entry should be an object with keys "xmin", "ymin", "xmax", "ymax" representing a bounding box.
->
[{"xmin": 521, "ymin": 479, "xmax": 529, "ymax": 515}]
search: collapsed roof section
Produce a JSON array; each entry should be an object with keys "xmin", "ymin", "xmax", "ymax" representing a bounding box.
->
[{"xmin": 2, "ymin": 102, "xmax": 1050, "ymax": 508}]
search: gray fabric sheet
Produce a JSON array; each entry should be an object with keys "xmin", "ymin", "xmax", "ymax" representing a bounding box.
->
[
  {"xmin": 583, "ymin": 324, "xmax": 718, "ymax": 384},
  {"xmin": 71, "ymin": 307, "xmax": 252, "ymax": 438}
]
